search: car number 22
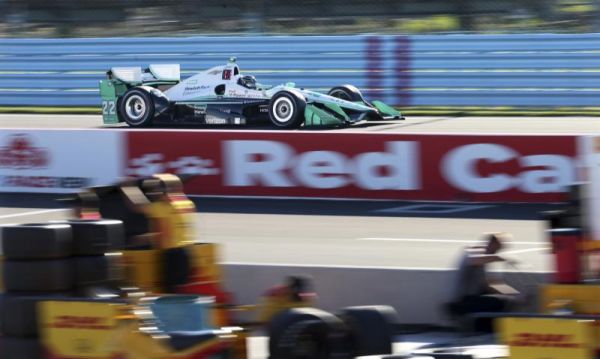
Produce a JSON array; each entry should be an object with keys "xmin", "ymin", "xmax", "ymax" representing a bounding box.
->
[{"xmin": 102, "ymin": 100, "xmax": 116, "ymax": 115}]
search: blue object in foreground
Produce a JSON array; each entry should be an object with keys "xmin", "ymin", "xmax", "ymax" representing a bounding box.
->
[{"xmin": 151, "ymin": 295, "xmax": 215, "ymax": 332}]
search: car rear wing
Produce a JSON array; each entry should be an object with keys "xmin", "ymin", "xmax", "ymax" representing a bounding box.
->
[{"xmin": 107, "ymin": 64, "xmax": 180, "ymax": 85}]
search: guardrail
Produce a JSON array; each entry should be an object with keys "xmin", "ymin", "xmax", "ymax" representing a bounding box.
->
[{"xmin": 3, "ymin": 34, "xmax": 600, "ymax": 107}]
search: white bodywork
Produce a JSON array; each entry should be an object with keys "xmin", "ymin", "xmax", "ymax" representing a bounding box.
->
[
  {"xmin": 165, "ymin": 63, "xmax": 269, "ymax": 101},
  {"xmin": 149, "ymin": 64, "xmax": 180, "ymax": 82},
  {"xmin": 163, "ymin": 60, "xmax": 374, "ymax": 113}
]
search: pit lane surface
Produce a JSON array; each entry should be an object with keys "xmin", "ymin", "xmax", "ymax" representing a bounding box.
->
[
  {"xmin": 1, "ymin": 113, "xmax": 599, "ymax": 133},
  {"xmin": 0, "ymin": 195, "xmax": 555, "ymax": 271}
]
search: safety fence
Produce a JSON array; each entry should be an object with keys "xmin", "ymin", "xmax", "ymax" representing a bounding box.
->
[{"xmin": 3, "ymin": 33, "xmax": 600, "ymax": 108}]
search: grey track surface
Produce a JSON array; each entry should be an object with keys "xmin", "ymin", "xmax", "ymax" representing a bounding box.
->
[
  {"xmin": 0, "ymin": 195, "xmax": 557, "ymax": 271},
  {"xmin": 0, "ymin": 113, "xmax": 599, "ymax": 133}
]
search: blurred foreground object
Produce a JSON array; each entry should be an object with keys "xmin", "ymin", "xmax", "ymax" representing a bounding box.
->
[
  {"xmin": 0, "ymin": 173, "xmax": 401, "ymax": 358},
  {"xmin": 258, "ymin": 275, "xmax": 317, "ymax": 323}
]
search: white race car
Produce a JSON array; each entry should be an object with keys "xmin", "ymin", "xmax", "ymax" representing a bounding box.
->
[{"xmin": 100, "ymin": 57, "xmax": 404, "ymax": 128}]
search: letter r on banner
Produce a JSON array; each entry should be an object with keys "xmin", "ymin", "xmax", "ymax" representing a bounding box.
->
[{"xmin": 224, "ymin": 140, "xmax": 294, "ymax": 187}]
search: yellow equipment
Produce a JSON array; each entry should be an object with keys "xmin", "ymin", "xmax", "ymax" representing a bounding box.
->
[
  {"xmin": 498, "ymin": 316, "xmax": 596, "ymax": 359},
  {"xmin": 40, "ymin": 300, "xmax": 247, "ymax": 359}
]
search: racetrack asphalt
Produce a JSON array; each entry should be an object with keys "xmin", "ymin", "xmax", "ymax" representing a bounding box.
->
[
  {"xmin": 0, "ymin": 113, "xmax": 599, "ymax": 133},
  {"xmin": 0, "ymin": 194, "xmax": 557, "ymax": 271}
]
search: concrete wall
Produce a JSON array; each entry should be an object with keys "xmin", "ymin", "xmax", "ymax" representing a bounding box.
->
[{"xmin": 223, "ymin": 263, "xmax": 549, "ymax": 324}]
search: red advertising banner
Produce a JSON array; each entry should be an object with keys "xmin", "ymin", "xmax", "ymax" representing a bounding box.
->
[{"xmin": 126, "ymin": 130, "xmax": 578, "ymax": 202}]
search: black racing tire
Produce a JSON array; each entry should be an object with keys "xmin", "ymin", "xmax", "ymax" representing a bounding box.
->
[
  {"xmin": 0, "ymin": 337, "xmax": 43, "ymax": 359},
  {"xmin": 162, "ymin": 247, "xmax": 191, "ymax": 293},
  {"xmin": 1, "ymin": 223, "xmax": 72, "ymax": 260},
  {"xmin": 338, "ymin": 305, "xmax": 399, "ymax": 356},
  {"xmin": 119, "ymin": 87, "xmax": 155, "ymax": 127},
  {"xmin": 327, "ymin": 85, "xmax": 366, "ymax": 103},
  {"xmin": 116, "ymin": 96, "xmax": 125, "ymax": 123},
  {"xmin": 58, "ymin": 219, "xmax": 125, "ymax": 255},
  {"xmin": 0, "ymin": 293, "xmax": 69, "ymax": 336},
  {"xmin": 73, "ymin": 255, "xmax": 109, "ymax": 287},
  {"xmin": 268, "ymin": 307, "xmax": 351, "ymax": 359},
  {"xmin": 3, "ymin": 259, "xmax": 73, "ymax": 292},
  {"xmin": 268, "ymin": 91, "xmax": 306, "ymax": 129}
]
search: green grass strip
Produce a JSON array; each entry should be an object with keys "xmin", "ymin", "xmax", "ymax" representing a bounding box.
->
[{"xmin": 0, "ymin": 106, "xmax": 101, "ymax": 114}]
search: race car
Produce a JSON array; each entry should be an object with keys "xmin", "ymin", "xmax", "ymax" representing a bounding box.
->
[{"xmin": 99, "ymin": 57, "xmax": 404, "ymax": 129}]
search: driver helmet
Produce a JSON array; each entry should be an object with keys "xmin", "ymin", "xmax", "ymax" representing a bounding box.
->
[{"xmin": 238, "ymin": 75, "xmax": 257, "ymax": 89}]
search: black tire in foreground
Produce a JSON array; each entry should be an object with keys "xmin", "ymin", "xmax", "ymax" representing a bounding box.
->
[
  {"xmin": 1, "ymin": 223, "xmax": 72, "ymax": 260},
  {"xmin": 339, "ymin": 305, "xmax": 399, "ymax": 356},
  {"xmin": 0, "ymin": 336, "xmax": 43, "ymax": 359},
  {"xmin": 268, "ymin": 90, "xmax": 306, "ymax": 129},
  {"xmin": 3, "ymin": 259, "xmax": 73, "ymax": 292},
  {"xmin": 58, "ymin": 219, "xmax": 125, "ymax": 255},
  {"xmin": 268, "ymin": 307, "xmax": 352, "ymax": 359},
  {"xmin": 0, "ymin": 293, "xmax": 69, "ymax": 336},
  {"xmin": 119, "ymin": 87, "xmax": 155, "ymax": 127},
  {"xmin": 73, "ymin": 255, "xmax": 110, "ymax": 287}
]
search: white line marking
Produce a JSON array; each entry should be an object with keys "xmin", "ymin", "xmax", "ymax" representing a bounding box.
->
[
  {"xmin": 359, "ymin": 237, "xmax": 545, "ymax": 245},
  {"xmin": 222, "ymin": 261, "xmax": 552, "ymax": 273},
  {"xmin": 502, "ymin": 247, "xmax": 550, "ymax": 255},
  {"xmin": 376, "ymin": 203, "xmax": 495, "ymax": 214},
  {"xmin": 0, "ymin": 209, "xmax": 68, "ymax": 220}
]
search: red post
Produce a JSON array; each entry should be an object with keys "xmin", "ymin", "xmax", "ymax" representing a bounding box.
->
[{"xmin": 550, "ymin": 228, "xmax": 582, "ymax": 284}]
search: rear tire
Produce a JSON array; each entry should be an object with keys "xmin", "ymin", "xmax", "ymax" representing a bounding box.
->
[
  {"xmin": 268, "ymin": 91, "xmax": 306, "ymax": 129},
  {"xmin": 120, "ymin": 88, "xmax": 155, "ymax": 127}
]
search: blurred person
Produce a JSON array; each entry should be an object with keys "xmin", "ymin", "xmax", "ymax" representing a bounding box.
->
[
  {"xmin": 258, "ymin": 275, "xmax": 317, "ymax": 323},
  {"xmin": 141, "ymin": 174, "xmax": 196, "ymax": 249},
  {"xmin": 446, "ymin": 233, "xmax": 520, "ymax": 330},
  {"xmin": 140, "ymin": 174, "xmax": 197, "ymax": 292}
]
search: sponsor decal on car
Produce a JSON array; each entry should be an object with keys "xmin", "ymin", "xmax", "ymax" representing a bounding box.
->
[{"xmin": 183, "ymin": 85, "xmax": 210, "ymax": 96}]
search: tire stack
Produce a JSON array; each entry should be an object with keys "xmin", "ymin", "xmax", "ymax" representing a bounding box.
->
[
  {"xmin": 0, "ymin": 220, "xmax": 126, "ymax": 359},
  {"xmin": 1, "ymin": 223, "xmax": 73, "ymax": 359},
  {"xmin": 65, "ymin": 219, "xmax": 125, "ymax": 296}
]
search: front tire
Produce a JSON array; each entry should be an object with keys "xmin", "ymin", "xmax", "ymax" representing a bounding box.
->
[
  {"xmin": 268, "ymin": 91, "xmax": 306, "ymax": 129},
  {"xmin": 120, "ymin": 88, "xmax": 155, "ymax": 127},
  {"xmin": 327, "ymin": 85, "xmax": 365, "ymax": 103}
]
